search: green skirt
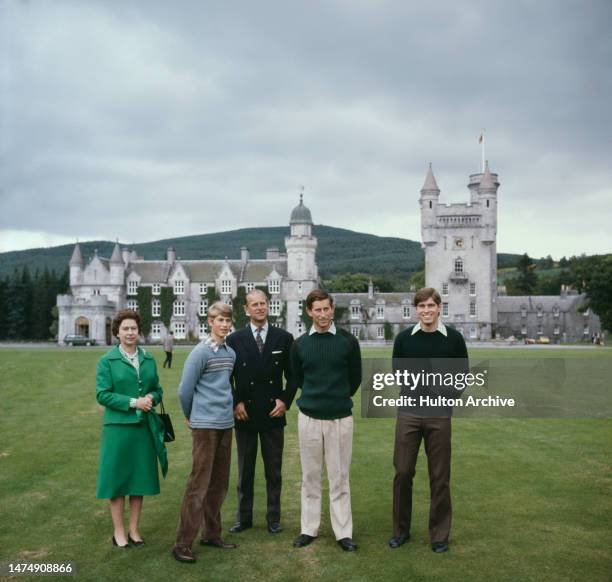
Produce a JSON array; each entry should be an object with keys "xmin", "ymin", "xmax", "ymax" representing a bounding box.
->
[{"xmin": 96, "ymin": 422, "xmax": 160, "ymax": 499}]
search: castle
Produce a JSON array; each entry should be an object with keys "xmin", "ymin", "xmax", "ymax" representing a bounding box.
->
[{"xmin": 57, "ymin": 166, "xmax": 600, "ymax": 344}]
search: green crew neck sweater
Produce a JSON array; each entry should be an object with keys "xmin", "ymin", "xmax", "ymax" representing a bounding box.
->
[{"xmin": 291, "ymin": 328, "xmax": 362, "ymax": 420}]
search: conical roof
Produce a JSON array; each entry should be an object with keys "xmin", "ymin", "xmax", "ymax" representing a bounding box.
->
[
  {"xmin": 480, "ymin": 161, "xmax": 496, "ymax": 191},
  {"xmin": 421, "ymin": 163, "xmax": 440, "ymax": 192},
  {"xmin": 69, "ymin": 242, "xmax": 83, "ymax": 266},
  {"xmin": 290, "ymin": 194, "xmax": 313, "ymax": 224},
  {"xmin": 110, "ymin": 242, "xmax": 123, "ymax": 264}
]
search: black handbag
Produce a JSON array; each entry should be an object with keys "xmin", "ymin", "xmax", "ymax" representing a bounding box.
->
[{"xmin": 159, "ymin": 400, "xmax": 175, "ymax": 442}]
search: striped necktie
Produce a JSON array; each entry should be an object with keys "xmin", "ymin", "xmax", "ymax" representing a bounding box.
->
[{"xmin": 255, "ymin": 327, "xmax": 264, "ymax": 353}]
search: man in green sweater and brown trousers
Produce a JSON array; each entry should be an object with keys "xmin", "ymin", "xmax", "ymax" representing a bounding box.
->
[
  {"xmin": 290, "ymin": 289, "xmax": 362, "ymax": 552},
  {"xmin": 389, "ymin": 287, "xmax": 468, "ymax": 554}
]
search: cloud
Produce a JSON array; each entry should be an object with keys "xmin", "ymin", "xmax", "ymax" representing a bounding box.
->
[{"xmin": 1, "ymin": 0, "xmax": 611, "ymax": 258}]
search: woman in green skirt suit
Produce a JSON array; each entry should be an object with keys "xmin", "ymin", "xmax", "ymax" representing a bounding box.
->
[{"xmin": 96, "ymin": 309, "xmax": 167, "ymax": 548}]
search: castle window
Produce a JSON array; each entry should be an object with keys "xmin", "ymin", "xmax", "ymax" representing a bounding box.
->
[
  {"xmin": 199, "ymin": 300, "xmax": 208, "ymax": 317},
  {"xmin": 245, "ymin": 283, "xmax": 255, "ymax": 292},
  {"xmin": 521, "ymin": 305, "xmax": 527, "ymax": 318},
  {"xmin": 152, "ymin": 283, "xmax": 161, "ymax": 295},
  {"xmin": 296, "ymin": 321, "xmax": 305, "ymax": 335},
  {"xmin": 403, "ymin": 306, "xmax": 410, "ymax": 319},
  {"xmin": 486, "ymin": 200, "xmax": 490, "ymax": 208},
  {"xmin": 269, "ymin": 299, "xmax": 281, "ymax": 316},
  {"xmin": 470, "ymin": 326, "xmax": 477, "ymax": 339},
  {"xmin": 152, "ymin": 300, "xmax": 161, "ymax": 317},
  {"xmin": 470, "ymin": 301, "xmax": 477, "ymax": 317},
  {"xmin": 554, "ymin": 326, "xmax": 560, "ymax": 335},
  {"xmin": 442, "ymin": 303, "xmax": 449, "ymax": 317},
  {"xmin": 298, "ymin": 300, "xmax": 303, "ymax": 316},
  {"xmin": 351, "ymin": 305, "xmax": 361, "ymax": 319},
  {"xmin": 199, "ymin": 283, "xmax": 208, "ymax": 295},
  {"xmin": 442, "ymin": 282, "xmax": 449, "ymax": 296},
  {"xmin": 537, "ymin": 306, "xmax": 543, "ymax": 319},
  {"xmin": 537, "ymin": 325, "xmax": 543, "ymax": 336},
  {"xmin": 469, "ymin": 282, "xmax": 476, "ymax": 296},
  {"xmin": 269, "ymin": 279, "xmax": 281, "ymax": 294},
  {"xmin": 198, "ymin": 322, "xmax": 208, "ymax": 337},
  {"xmin": 173, "ymin": 300, "xmax": 185, "ymax": 316},
  {"xmin": 377, "ymin": 326, "xmax": 384, "ymax": 339},
  {"xmin": 151, "ymin": 323, "xmax": 161, "ymax": 338},
  {"xmin": 221, "ymin": 280, "xmax": 232, "ymax": 295},
  {"xmin": 298, "ymin": 282, "xmax": 303, "ymax": 294},
  {"xmin": 376, "ymin": 305, "xmax": 385, "ymax": 319},
  {"xmin": 521, "ymin": 326, "xmax": 527, "ymax": 335},
  {"xmin": 553, "ymin": 306, "xmax": 560, "ymax": 318},
  {"xmin": 429, "ymin": 201, "xmax": 432, "ymax": 209},
  {"xmin": 92, "ymin": 289, "xmax": 101, "ymax": 296},
  {"xmin": 173, "ymin": 322, "xmax": 186, "ymax": 339},
  {"xmin": 127, "ymin": 299, "xmax": 138, "ymax": 311},
  {"xmin": 128, "ymin": 281, "xmax": 139, "ymax": 295},
  {"xmin": 351, "ymin": 326, "xmax": 359, "ymax": 337},
  {"xmin": 174, "ymin": 280, "xmax": 185, "ymax": 295},
  {"xmin": 454, "ymin": 258, "xmax": 464, "ymax": 275}
]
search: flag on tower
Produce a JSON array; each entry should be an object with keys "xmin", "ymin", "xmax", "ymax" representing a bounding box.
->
[{"xmin": 478, "ymin": 132, "xmax": 484, "ymax": 144}]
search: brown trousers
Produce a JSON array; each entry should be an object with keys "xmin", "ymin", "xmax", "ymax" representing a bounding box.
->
[
  {"xmin": 175, "ymin": 428, "xmax": 232, "ymax": 549},
  {"xmin": 392, "ymin": 415, "xmax": 452, "ymax": 543}
]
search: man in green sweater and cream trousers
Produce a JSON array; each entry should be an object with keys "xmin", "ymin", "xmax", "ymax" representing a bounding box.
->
[{"xmin": 290, "ymin": 289, "xmax": 362, "ymax": 552}]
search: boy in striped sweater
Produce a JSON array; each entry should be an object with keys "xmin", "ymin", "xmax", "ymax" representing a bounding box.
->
[{"xmin": 172, "ymin": 302, "xmax": 237, "ymax": 563}]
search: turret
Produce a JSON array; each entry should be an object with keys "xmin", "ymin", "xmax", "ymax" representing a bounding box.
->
[
  {"xmin": 285, "ymin": 194, "xmax": 317, "ymax": 281},
  {"xmin": 166, "ymin": 247, "xmax": 176, "ymax": 264},
  {"xmin": 69, "ymin": 242, "xmax": 83, "ymax": 286},
  {"xmin": 420, "ymin": 164, "xmax": 440, "ymax": 245},
  {"xmin": 110, "ymin": 242, "xmax": 125, "ymax": 285},
  {"xmin": 477, "ymin": 161, "xmax": 499, "ymax": 243}
]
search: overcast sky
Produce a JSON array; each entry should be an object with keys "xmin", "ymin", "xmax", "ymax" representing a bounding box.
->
[{"xmin": 1, "ymin": 0, "xmax": 611, "ymax": 259}]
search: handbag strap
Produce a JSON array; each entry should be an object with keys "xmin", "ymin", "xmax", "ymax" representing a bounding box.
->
[{"xmin": 159, "ymin": 399, "xmax": 167, "ymax": 415}]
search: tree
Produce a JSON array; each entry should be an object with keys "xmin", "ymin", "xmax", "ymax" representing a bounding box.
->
[
  {"xmin": 325, "ymin": 273, "xmax": 394, "ymax": 293},
  {"xmin": 0, "ymin": 276, "xmax": 7, "ymax": 340},
  {"xmin": 511, "ymin": 253, "xmax": 538, "ymax": 295},
  {"xmin": 570, "ymin": 254, "xmax": 612, "ymax": 332}
]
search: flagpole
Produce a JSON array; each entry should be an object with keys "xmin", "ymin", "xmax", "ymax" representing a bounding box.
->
[{"xmin": 480, "ymin": 130, "xmax": 485, "ymax": 173}]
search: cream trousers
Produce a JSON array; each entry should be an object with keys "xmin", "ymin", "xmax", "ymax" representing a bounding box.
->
[{"xmin": 298, "ymin": 411, "xmax": 353, "ymax": 540}]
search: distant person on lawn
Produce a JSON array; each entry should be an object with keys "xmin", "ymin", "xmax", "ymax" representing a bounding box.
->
[
  {"xmin": 291, "ymin": 289, "xmax": 362, "ymax": 552},
  {"xmin": 95, "ymin": 309, "xmax": 168, "ymax": 549},
  {"xmin": 389, "ymin": 287, "xmax": 468, "ymax": 554},
  {"xmin": 172, "ymin": 302, "xmax": 237, "ymax": 564},
  {"xmin": 162, "ymin": 331, "xmax": 174, "ymax": 368}
]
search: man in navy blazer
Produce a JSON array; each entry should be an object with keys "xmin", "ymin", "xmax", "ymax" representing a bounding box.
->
[{"xmin": 226, "ymin": 289, "xmax": 297, "ymax": 534}]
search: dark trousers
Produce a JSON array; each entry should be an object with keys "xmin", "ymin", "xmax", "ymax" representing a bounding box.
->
[
  {"xmin": 235, "ymin": 427, "xmax": 284, "ymax": 523},
  {"xmin": 163, "ymin": 351, "xmax": 173, "ymax": 368},
  {"xmin": 175, "ymin": 428, "xmax": 232, "ymax": 549},
  {"xmin": 392, "ymin": 415, "xmax": 452, "ymax": 543}
]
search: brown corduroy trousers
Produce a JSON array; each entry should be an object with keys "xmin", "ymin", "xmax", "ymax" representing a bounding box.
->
[
  {"xmin": 175, "ymin": 428, "xmax": 232, "ymax": 549},
  {"xmin": 392, "ymin": 415, "xmax": 452, "ymax": 543}
]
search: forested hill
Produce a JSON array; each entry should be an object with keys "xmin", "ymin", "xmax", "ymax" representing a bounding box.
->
[{"xmin": 0, "ymin": 225, "xmax": 523, "ymax": 285}]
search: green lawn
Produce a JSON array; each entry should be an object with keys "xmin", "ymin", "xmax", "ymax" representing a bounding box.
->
[{"xmin": 1, "ymin": 347, "xmax": 611, "ymax": 581}]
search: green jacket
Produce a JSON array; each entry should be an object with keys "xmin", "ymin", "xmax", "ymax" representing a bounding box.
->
[{"xmin": 96, "ymin": 346, "xmax": 164, "ymax": 425}]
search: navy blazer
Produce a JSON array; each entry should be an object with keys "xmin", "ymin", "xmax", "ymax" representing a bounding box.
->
[{"xmin": 226, "ymin": 324, "xmax": 297, "ymax": 432}]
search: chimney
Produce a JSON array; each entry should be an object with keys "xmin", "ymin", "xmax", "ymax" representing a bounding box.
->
[
  {"xmin": 266, "ymin": 247, "xmax": 280, "ymax": 260},
  {"xmin": 240, "ymin": 246, "xmax": 249, "ymax": 263},
  {"xmin": 167, "ymin": 247, "xmax": 176, "ymax": 264}
]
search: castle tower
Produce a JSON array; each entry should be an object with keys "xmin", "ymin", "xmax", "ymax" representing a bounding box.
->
[
  {"xmin": 421, "ymin": 164, "xmax": 500, "ymax": 340},
  {"xmin": 69, "ymin": 242, "xmax": 83, "ymax": 286},
  {"xmin": 285, "ymin": 194, "xmax": 319, "ymax": 336}
]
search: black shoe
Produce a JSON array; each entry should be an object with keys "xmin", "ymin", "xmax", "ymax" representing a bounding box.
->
[
  {"xmin": 388, "ymin": 534, "xmax": 410, "ymax": 549},
  {"xmin": 267, "ymin": 521, "xmax": 283, "ymax": 534},
  {"xmin": 128, "ymin": 534, "xmax": 145, "ymax": 547},
  {"xmin": 112, "ymin": 536, "xmax": 130, "ymax": 549},
  {"xmin": 337, "ymin": 538, "xmax": 358, "ymax": 552},
  {"xmin": 432, "ymin": 541, "xmax": 449, "ymax": 553},
  {"xmin": 293, "ymin": 534, "xmax": 316, "ymax": 548},
  {"xmin": 171, "ymin": 546, "xmax": 196, "ymax": 563},
  {"xmin": 229, "ymin": 521, "xmax": 252, "ymax": 533},
  {"xmin": 200, "ymin": 539, "xmax": 237, "ymax": 549}
]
